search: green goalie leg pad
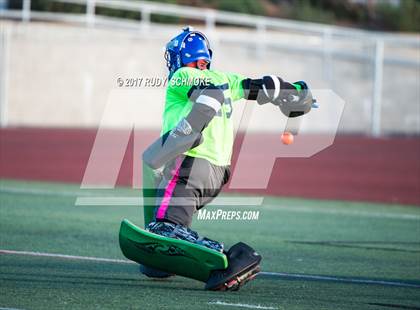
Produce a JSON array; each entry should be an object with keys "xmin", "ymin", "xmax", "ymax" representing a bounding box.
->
[
  {"xmin": 119, "ymin": 219, "xmax": 228, "ymax": 282},
  {"xmin": 142, "ymin": 162, "xmax": 158, "ymax": 227}
]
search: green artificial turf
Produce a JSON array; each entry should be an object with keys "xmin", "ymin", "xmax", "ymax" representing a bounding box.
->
[{"xmin": 1, "ymin": 179, "xmax": 419, "ymax": 309}]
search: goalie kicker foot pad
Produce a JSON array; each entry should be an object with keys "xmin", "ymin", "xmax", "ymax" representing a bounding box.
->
[
  {"xmin": 147, "ymin": 221, "xmax": 224, "ymax": 252},
  {"xmin": 205, "ymin": 242, "xmax": 262, "ymax": 291}
]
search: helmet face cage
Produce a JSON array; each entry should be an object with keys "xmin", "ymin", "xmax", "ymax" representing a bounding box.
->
[
  {"xmin": 164, "ymin": 27, "xmax": 212, "ymax": 78},
  {"xmin": 164, "ymin": 50, "xmax": 170, "ymax": 68}
]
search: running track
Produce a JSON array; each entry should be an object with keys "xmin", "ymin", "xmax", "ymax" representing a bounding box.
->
[{"xmin": 0, "ymin": 128, "xmax": 419, "ymax": 205}]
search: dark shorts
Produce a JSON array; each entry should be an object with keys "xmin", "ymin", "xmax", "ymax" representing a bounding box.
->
[{"xmin": 154, "ymin": 155, "xmax": 230, "ymax": 227}]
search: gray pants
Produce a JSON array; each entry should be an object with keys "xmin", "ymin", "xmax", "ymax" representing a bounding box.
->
[{"xmin": 154, "ymin": 155, "xmax": 230, "ymax": 227}]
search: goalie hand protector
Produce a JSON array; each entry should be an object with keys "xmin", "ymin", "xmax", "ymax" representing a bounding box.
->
[
  {"xmin": 276, "ymin": 80, "xmax": 315, "ymax": 118},
  {"xmin": 143, "ymin": 84, "xmax": 224, "ymax": 169},
  {"xmin": 242, "ymin": 76, "xmax": 315, "ymax": 118}
]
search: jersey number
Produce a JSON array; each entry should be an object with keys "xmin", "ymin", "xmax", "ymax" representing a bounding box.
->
[{"xmin": 216, "ymin": 83, "xmax": 232, "ymax": 119}]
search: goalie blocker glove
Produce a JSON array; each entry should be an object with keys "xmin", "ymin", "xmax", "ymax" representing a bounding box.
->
[
  {"xmin": 143, "ymin": 84, "xmax": 225, "ymax": 169},
  {"xmin": 242, "ymin": 76, "xmax": 314, "ymax": 118}
]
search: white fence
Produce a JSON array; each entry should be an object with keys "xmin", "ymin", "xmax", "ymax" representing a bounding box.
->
[{"xmin": 0, "ymin": 0, "xmax": 419, "ymax": 135}]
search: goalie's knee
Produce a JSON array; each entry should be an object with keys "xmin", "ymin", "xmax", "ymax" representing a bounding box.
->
[{"xmin": 142, "ymin": 119, "xmax": 203, "ymax": 169}]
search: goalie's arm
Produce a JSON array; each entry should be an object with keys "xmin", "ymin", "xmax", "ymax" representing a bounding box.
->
[
  {"xmin": 242, "ymin": 76, "xmax": 314, "ymax": 118},
  {"xmin": 143, "ymin": 85, "xmax": 224, "ymax": 169}
]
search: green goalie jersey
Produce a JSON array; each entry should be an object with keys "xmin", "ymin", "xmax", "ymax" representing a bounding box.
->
[{"xmin": 162, "ymin": 67, "xmax": 246, "ymax": 166}]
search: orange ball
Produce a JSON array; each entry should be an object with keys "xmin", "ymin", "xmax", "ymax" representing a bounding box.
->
[{"xmin": 281, "ymin": 132, "xmax": 294, "ymax": 145}]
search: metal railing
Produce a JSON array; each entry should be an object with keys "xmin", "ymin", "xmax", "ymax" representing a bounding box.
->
[
  {"xmin": 4, "ymin": 0, "xmax": 418, "ymax": 45},
  {"xmin": 0, "ymin": 0, "xmax": 419, "ymax": 135}
]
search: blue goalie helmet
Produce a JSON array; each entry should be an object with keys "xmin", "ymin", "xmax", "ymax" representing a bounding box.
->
[{"xmin": 164, "ymin": 26, "xmax": 212, "ymax": 78}]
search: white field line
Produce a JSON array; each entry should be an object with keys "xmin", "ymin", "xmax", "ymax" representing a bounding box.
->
[
  {"xmin": 0, "ymin": 186, "xmax": 99, "ymax": 197},
  {"xmin": 260, "ymin": 272, "xmax": 420, "ymax": 289},
  {"xmin": 264, "ymin": 204, "xmax": 420, "ymax": 220},
  {"xmin": 75, "ymin": 197, "xmax": 144, "ymax": 206},
  {"xmin": 0, "ymin": 186, "xmax": 263, "ymax": 206},
  {"xmin": 1, "ymin": 249, "xmax": 419, "ymax": 289},
  {"xmin": 208, "ymin": 301, "xmax": 277, "ymax": 309},
  {"xmin": 0, "ymin": 308, "xmax": 26, "ymax": 310},
  {"xmin": 75, "ymin": 196, "xmax": 264, "ymax": 206},
  {"xmin": 0, "ymin": 249, "xmax": 135, "ymax": 264},
  {"xmin": 1, "ymin": 186, "xmax": 419, "ymax": 219}
]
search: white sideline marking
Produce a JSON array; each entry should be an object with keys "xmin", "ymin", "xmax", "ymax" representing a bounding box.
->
[
  {"xmin": 1, "ymin": 185, "xmax": 418, "ymax": 219},
  {"xmin": 265, "ymin": 204, "xmax": 420, "ymax": 220},
  {"xmin": 260, "ymin": 272, "xmax": 420, "ymax": 288},
  {"xmin": 75, "ymin": 196, "xmax": 264, "ymax": 206},
  {"xmin": 208, "ymin": 301, "xmax": 277, "ymax": 309},
  {"xmin": 0, "ymin": 249, "xmax": 135, "ymax": 264},
  {"xmin": 1, "ymin": 249, "xmax": 419, "ymax": 289},
  {"xmin": 0, "ymin": 186, "xmax": 98, "ymax": 197},
  {"xmin": 0, "ymin": 186, "xmax": 263, "ymax": 206},
  {"xmin": 75, "ymin": 197, "xmax": 144, "ymax": 206},
  {"xmin": 0, "ymin": 308, "xmax": 26, "ymax": 310}
]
